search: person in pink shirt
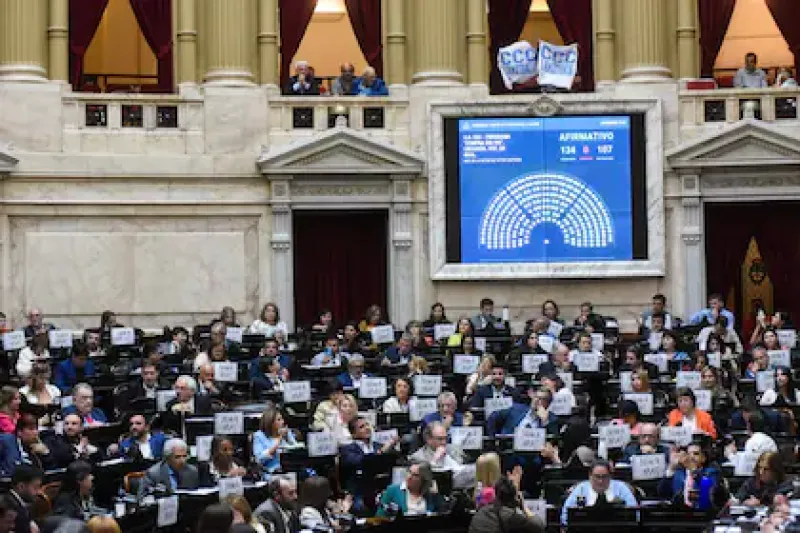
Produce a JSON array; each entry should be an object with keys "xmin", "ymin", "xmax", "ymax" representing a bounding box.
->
[{"xmin": 0, "ymin": 386, "xmax": 21, "ymax": 433}]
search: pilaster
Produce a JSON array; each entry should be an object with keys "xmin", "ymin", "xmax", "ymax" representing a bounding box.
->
[
  {"xmin": 258, "ymin": 0, "xmax": 279, "ymax": 88},
  {"xmin": 269, "ymin": 178, "xmax": 294, "ymax": 330},
  {"xmin": 680, "ymin": 173, "xmax": 705, "ymax": 318},
  {"xmin": 594, "ymin": 0, "xmax": 616, "ymax": 88},
  {"xmin": 676, "ymin": 0, "xmax": 698, "ymax": 80},
  {"xmin": 385, "ymin": 0, "xmax": 407, "ymax": 87},
  {"xmin": 619, "ymin": 0, "xmax": 672, "ymax": 83},
  {"xmin": 204, "ymin": 0, "xmax": 256, "ymax": 86},
  {"xmin": 0, "ymin": 0, "xmax": 48, "ymax": 82},
  {"xmin": 410, "ymin": 0, "xmax": 462, "ymax": 85},
  {"xmin": 390, "ymin": 176, "xmax": 415, "ymax": 326},
  {"xmin": 178, "ymin": 0, "xmax": 198, "ymax": 86},
  {"xmin": 47, "ymin": 0, "xmax": 68, "ymax": 83},
  {"xmin": 465, "ymin": 0, "xmax": 487, "ymax": 87}
]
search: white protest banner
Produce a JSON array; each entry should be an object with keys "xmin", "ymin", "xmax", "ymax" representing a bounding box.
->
[
  {"xmin": 523, "ymin": 500, "xmax": 548, "ymax": 525},
  {"xmin": 225, "ymin": 327, "xmax": 243, "ymax": 344},
  {"xmin": 619, "ymin": 371, "xmax": 633, "ymax": 393},
  {"xmin": 648, "ymin": 332, "xmax": 663, "ymax": 352},
  {"xmin": 449, "ymin": 426, "xmax": 484, "ymax": 451},
  {"xmin": 359, "ymin": 377, "xmax": 388, "ymax": 399},
  {"xmin": 557, "ymin": 372, "xmax": 574, "ymax": 391},
  {"xmin": 283, "ymin": 380, "xmax": 312, "ymax": 403},
  {"xmin": 195, "ymin": 435, "xmax": 213, "ymax": 462},
  {"xmin": 513, "ymin": 427, "xmax": 545, "ymax": 452},
  {"xmin": 708, "ymin": 352, "xmax": 722, "ymax": 369},
  {"xmin": 433, "ymin": 323, "xmax": 456, "ymax": 340},
  {"xmin": 694, "ymin": 389, "xmax": 712, "ymax": 412},
  {"xmin": 735, "ymin": 452, "xmax": 760, "ymax": 477},
  {"xmin": 550, "ymin": 394, "xmax": 573, "ymax": 416},
  {"xmin": 307, "ymin": 431, "xmax": 338, "ymax": 457},
  {"xmin": 644, "ymin": 354, "xmax": 668, "ymax": 373},
  {"xmin": 2, "ymin": 331, "xmax": 25, "ymax": 351},
  {"xmin": 575, "ymin": 353, "xmax": 600, "ymax": 373},
  {"xmin": 778, "ymin": 329, "xmax": 797, "ymax": 349},
  {"xmin": 768, "ymin": 350, "xmax": 790, "ymax": 368},
  {"xmin": 676, "ymin": 371, "xmax": 702, "ymax": 390},
  {"xmin": 497, "ymin": 40, "xmax": 538, "ymax": 90},
  {"xmin": 48, "ymin": 330, "xmax": 73, "ymax": 349},
  {"xmin": 213, "ymin": 362, "xmax": 239, "ymax": 383},
  {"xmin": 660, "ymin": 425, "xmax": 692, "ymax": 447},
  {"xmin": 591, "ymin": 333, "xmax": 605, "ymax": 353},
  {"xmin": 111, "ymin": 327, "xmax": 135, "ymax": 346},
  {"xmin": 370, "ymin": 325, "xmax": 395, "ymax": 345},
  {"xmin": 537, "ymin": 41, "xmax": 578, "ymax": 89},
  {"xmin": 623, "ymin": 393, "xmax": 654, "ymax": 416},
  {"xmin": 757, "ymin": 370, "xmax": 775, "ymax": 393},
  {"xmin": 156, "ymin": 390, "xmax": 176, "ymax": 412},
  {"xmin": 484, "ymin": 396, "xmax": 513, "ymax": 416},
  {"xmin": 453, "ymin": 354, "xmax": 480, "ymax": 375},
  {"xmin": 413, "ymin": 375, "xmax": 442, "ymax": 397},
  {"xmin": 214, "ymin": 412, "xmax": 244, "ymax": 435},
  {"xmin": 599, "ymin": 424, "xmax": 631, "ymax": 449},
  {"xmin": 631, "ymin": 453, "xmax": 667, "ymax": 481},
  {"xmin": 157, "ymin": 496, "xmax": 179, "ymax": 527},
  {"xmin": 547, "ymin": 321, "xmax": 563, "ymax": 339},
  {"xmin": 372, "ymin": 428, "xmax": 399, "ymax": 447},
  {"xmin": 475, "ymin": 337, "xmax": 487, "ymax": 352},
  {"xmin": 538, "ymin": 336, "xmax": 555, "ymax": 354},
  {"xmin": 409, "ymin": 398, "xmax": 437, "ymax": 422},
  {"xmin": 522, "ymin": 354, "xmax": 549, "ymax": 374},
  {"xmin": 505, "ymin": 376, "xmax": 516, "ymax": 388},
  {"xmin": 218, "ymin": 476, "xmax": 244, "ymax": 499}
]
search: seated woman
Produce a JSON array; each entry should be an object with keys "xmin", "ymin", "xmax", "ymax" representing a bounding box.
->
[
  {"xmin": 15, "ymin": 332, "xmax": 50, "ymax": 379},
  {"xmin": 761, "ymin": 328, "xmax": 784, "ymax": 351},
  {"xmin": 705, "ymin": 332, "xmax": 733, "ymax": 358},
  {"xmin": 377, "ymin": 461, "xmax": 440, "ymax": 517},
  {"xmin": 465, "ymin": 355, "xmax": 495, "ymax": 397},
  {"xmin": 0, "ymin": 386, "xmax": 21, "ymax": 434},
  {"xmin": 667, "ymin": 388, "xmax": 718, "ymax": 439},
  {"xmin": 661, "ymin": 331, "xmax": 690, "ymax": 362},
  {"xmin": 469, "ymin": 476, "xmax": 544, "ymax": 533},
  {"xmin": 405, "ymin": 320, "xmax": 429, "ymax": 351},
  {"xmin": 542, "ymin": 299, "xmax": 564, "ymax": 326},
  {"xmin": 200, "ymin": 436, "xmax": 247, "ymax": 484},
  {"xmin": 20, "ymin": 361, "xmax": 61, "ymax": 406},
  {"xmin": 341, "ymin": 321, "xmax": 364, "ymax": 355},
  {"xmin": 326, "ymin": 394, "xmax": 358, "ymax": 445},
  {"xmin": 311, "ymin": 309, "xmax": 334, "ymax": 334},
  {"xmin": 382, "ymin": 377, "xmax": 412, "ymax": 414},
  {"xmin": 474, "ymin": 452, "xmax": 502, "ymax": 507},
  {"xmin": 53, "ymin": 460, "xmax": 98, "ymax": 520},
  {"xmin": 452, "ymin": 335, "xmax": 483, "ymax": 360},
  {"xmin": 761, "ymin": 366, "xmax": 799, "ymax": 408},
  {"xmin": 252, "ymin": 405, "xmax": 299, "ymax": 476},
  {"xmin": 219, "ymin": 306, "xmax": 240, "ymax": 328},
  {"xmin": 507, "ymin": 332, "xmax": 548, "ymax": 371},
  {"xmin": 423, "ymin": 302, "xmax": 450, "ymax": 329},
  {"xmin": 700, "ymin": 366, "xmax": 738, "ymax": 433},
  {"xmin": 447, "ymin": 317, "xmax": 474, "ymax": 348},
  {"xmin": 299, "ymin": 476, "xmax": 352, "ymax": 531},
  {"xmin": 193, "ymin": 340, "xmax": 228, "ymax": 372},
  {"xmin": 610, "ymin": 400, "xmax": 643, "ymax": 436},
  {"xmin": 311, "ymin": 379, "xmax": 344, "ymax": 431},
  {"xmin": 734, "ymin": 451, "xmax": 794, "ymax": 506},
  {"xmin": 358, "ymin": 304, "xmax": 386, "ymax": 334},
  {"xmin": 249, "ymin": 302, "xmax": 289, "ymax": 342}
]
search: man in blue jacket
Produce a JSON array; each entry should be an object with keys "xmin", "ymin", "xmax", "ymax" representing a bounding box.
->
[
  {"xmin": 487, "ymin": 387, "xmax": 559, "ymax": 437},
  {"xmin": 54, "ymin": 347, "xmax": 95, "ymax": 393},
  {"xmin": 353, "ymin": 67, "xmax": 389, "ymax": 96},
  {"xmin": 117, "ymin": 413, "xmax": 166, "ymax": 461},
  {"xmin": 61, "ymin": 383, "xmax": 107, "ymax": 425},
  {"xmin": 337, "ymin": 354, "xmax": 371, "ymax": 389},
  {"xmin": 470, "ymin": 363, "xmax": 517, "ymax": 408}
]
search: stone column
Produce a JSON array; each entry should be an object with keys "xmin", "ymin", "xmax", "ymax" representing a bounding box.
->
[
  {"xmin": 619, "ymin": 0, "xmax": 672, "ymax": 82},
  {"xmin": 385, "ymin": 0, "xmax": 407, "ymax": 87},
  {"xmin": 258, "ymin": 0, "xmax": 279, "ymax": 87},
  {"xmin": 677, "ymin": 0, "xmax": 698, "ymax": 80},
  {"xmin": 594, "ymin": 0, "xmax": 617, "ymax": 87},
  {"xmin": 48, "ymin": 0, "xmax": 68, "ymax": 83},
  {"xmin": 680, "ymin": 173, "xmax": 705, "ymax": 318},
  {"xmin": 0, "ymin": 0, "xmax": 48, "ymax": 82},
  {"xmin": 411, "ymin": 0, "xmax": 462, "ymax": 84},
  {"xmin": 390, "ymin": 177, "xmax": 415, "ymax": 326},
  {"xmin": 465, "ymin": 0, "xmax": 487, "ymax": 86},
  {"xmin": 269, "ymin": 179, "xmax": 294, "ymax": 330},
  {"xmin": 177, "ymin": 0, "xmax": 198, "ymax": 85},
  {"xmin": 204, "ymin": 0, "xmax": 255, "ymax": 86}
]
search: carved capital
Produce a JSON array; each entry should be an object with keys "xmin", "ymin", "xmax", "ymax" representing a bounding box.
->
[{"xmin": 682, "ymin": 233, "xmax": 701, "ymax": 245}]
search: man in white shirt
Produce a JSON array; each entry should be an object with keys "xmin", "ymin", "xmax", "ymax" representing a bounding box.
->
[
  {"xmin": 311, "ymin": 336, "xmax": 343, "ymax": 367},
  {"xmin": 734, "ymin": 52, "xmax": 768, "ymax": 89}
]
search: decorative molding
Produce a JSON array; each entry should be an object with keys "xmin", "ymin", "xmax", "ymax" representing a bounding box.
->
[
  {"xmin": 289, "ymin": 183, "xmax": 391, "ymax": 197},
  {"xmin": 270, "ymin": 240, "xmax": 290, "ymax": 251},
  {"xmin": 526, "ymin": 96, "xmax": 562, "ymax": 117},
  {"xmin": 393, "ymin": 238, "xmax": 413, "ymax": 249},
  {"xmin": 702, "ymin": 173, "xmax": 800, "ymax": 189},
  {"xmin": 682, "ymin": 234, "xmax": 701, "ymax": 245}
]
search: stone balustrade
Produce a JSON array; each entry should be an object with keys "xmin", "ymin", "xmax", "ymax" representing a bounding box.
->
[{"xmin": 680, "ymin": 87, "xmax": 800, "ymax": 132}]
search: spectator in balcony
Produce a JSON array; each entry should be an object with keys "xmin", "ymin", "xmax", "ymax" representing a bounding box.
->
[
  {"xmin": 775, "ymin": 68, "xmax": 797, "ymax": 88},
  {"xmin": 733, "ymin": 52, "xmax": 767, "ymax": 89},
  {"xmin": 355, "ymin": 67, "xmax": 388, "ymax": 96},
  {"xmin": 284, "ymin": 61, "xmax": 320, "ymax": 96},
  {"xmin": 332, "ymin": 62, "xmax": 357, "ymax": 96}
]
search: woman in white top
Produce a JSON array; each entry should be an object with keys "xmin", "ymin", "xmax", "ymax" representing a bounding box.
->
[
  {"xmin": 249, "ymin": 302, "xmax": 289, "ymax": 341},
  {"xmin": 193, "ymin": 340, "xmax": 227, "ymax": 371},
  {"xmin": 465, "ymin": 354, "xmax": 496, "ymax": 397},
  {"xmin": 326, "ymin": 393, "xmax": 358, "ymax": 445},
  {"xmin": 16, "ymin": 333, "xmax": 50, "ymax": 379},
  {"xmin": 382, "ymin": 377, "xmax": 412, "ymax": 413},
  {"xmin": 19, "ymin": 362, "xmax": 61, "ymax": 405}
]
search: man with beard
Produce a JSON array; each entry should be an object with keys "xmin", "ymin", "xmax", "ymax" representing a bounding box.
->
[
  {"xmin": 45, "ymin": 413, "xmax": 102, "ymax": 468},
  {"xmin": 255, "ymin": 476, "xmax": 300, "ymax": 533}
]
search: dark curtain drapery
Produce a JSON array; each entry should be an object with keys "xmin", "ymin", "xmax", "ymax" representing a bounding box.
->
[
  {"xmin": 344, "ymin": 0, "xmax": 383, "ymax": 78},
  {"xmin": 765, "ymin": 0, "xmax": 800, "ymax": 76},
  {"xmin": 129, "ymin": 0, "xmax": 174, "ymax": 92},
  {"xmin": 547, "ymin": 0, "xmax": 594, "ymax": 91},
  {"xmin": 487, "ymin": 0, "xmax": 532, "ymax": 94},
  {"xmin": 279, "ymin": 0, "xmax": 319, "ymax": 86},
  {"xmin": 69, "ymin": 0, "xmax": 110, "ymax": 89},
  {"xmin": 698, "ymin": 0, "xmax": 737, "ymax": 78},
  {"xmin": 293, "ymin": 211, "xmax": 388, "ymax": 329}
]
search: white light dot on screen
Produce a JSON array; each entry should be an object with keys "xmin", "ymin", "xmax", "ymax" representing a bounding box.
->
[{"xmin": 543, "ymin": 239, "xmax": 550, "ymax": 245}]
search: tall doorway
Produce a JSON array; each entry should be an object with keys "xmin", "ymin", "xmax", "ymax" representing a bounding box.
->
[
  {"xmin": 705, "ymin": 201, "xmax": 800, "ymax": 340},
  {"xmin": 293, "ymin": 210, "xmax": 388, "ymax": 328}
]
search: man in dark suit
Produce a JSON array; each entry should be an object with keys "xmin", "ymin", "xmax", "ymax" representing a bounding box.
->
[
  {"xmin": 470, "ymin": 364, "xmax": 517, "ymax": 408},
  {"xmin": 336, "ymin": 354, "xmax": 371, "ymax": 389},
  {"xmin": 536, "ymin": 344, "xmax": 576, "ymax": 379},
  {"xmin": 61, "ymin": 383, "xmax": 108, "ymax": 425},
  {"xmin": 620, "ymin": 422, "xmax": 670, "ymax": 463},
  {"xmin": 126, "ymin": 361, "xmax": 169, "ymax": 402},
  {"xmin": 162, "ymin": 375, "xmax": 214, "ymax": 434},
  {"xmin": 487, "ymin": 388, "xmax": 559, "ymax": 436},
  {"xmin": 23, "ymin": 308, "xmax": 55, "ymax": 339},
  {"xmin": 138, "ymin": 438, "xmax": 199, "ymax": 499},
  {"xmin": 254, "ymin": 476, "xmax": 300, "ymax": 533},
  {"xmin": 0, "ymin": 496, "xmax": 17, "ymax": 533},
  {"xmin": 8, "ymin": 464, "xmax": 42, "ymax": 533}
]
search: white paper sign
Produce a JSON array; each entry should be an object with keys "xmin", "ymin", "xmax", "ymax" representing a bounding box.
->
[
  {"xmin": 359, "ymin": 377, "xmax": 387, "ymax": 399},
  {"xmin": 60, "ymin": 396, "xmax": 73, "ymax": 409},
  {"xmin": 225, "ymin": 327, "xmax": 243, "ymax": 344},
  {"xmin": 538, "ymin": 336, "xmax": 554, "ymax": 354},
  {"xmin": 218, "ymin": 476, "xmax": 244, "ymax": 499},
  {"xmin": 599, "ymin": 424, "xmax": 631, "ymax": 449},
  {"xmin": 214, "ymin": 412, "xmax": 244, "ymax": 435},
  {"xmin": 708, "ymin": 353, "xmax": 722, "ymax": 369},
  {"xmin": 449, "ymin": 426, "xmax": 484, "ymax": 450},
  {"xmin": 619, "ymin": 371, "xmax": 633, "ymax": 393},
  {"xmin": 547, "ymin": 321, "xmax": 563, "ymax": 338},
  {"xmin": 550, "ymin": 394, "xmax": 571, "ymax": 416},
  {"xmin": 631, "ymin": 453, "xmax": 666, "ymax": 481},
  {"xmin": 735, "ymin": 452, "xmax": 760, "ymax": 476},
  {"xmin": 48, "ymin": 330, "xmax": 73, "ymax": 349},
  {"xmin": 557, "ymin": 372, "xmax": 574, "ymax": 391},
  {"xmin": 413, "ymin": 375, "xmax": 441, "ymax": 397},
  {"xmin": 694, "ymin": 389, "xmax": 712, "ymax": 412},
  {"xmin": 195, "ymin": 435, "xmax": 213, "ymax": 462},
  {"xmin": 485, "ymin": 396, "xmax": 513, "ymax": 416},
  {"xmin": 475, "ymin": 337, "xmax": 487, "ymax": 352},
  {"xmin": 757, "ymin": 370, "xmax": 775, "ymax": 393},
  {"xmin": 2, "ymin": 331, "xmax": 25, "ymax": 351},
  {"xmin": 156, "ymin": 390, "xmax": 176, "ymax": 412},
  {"xmin": 283, "ymin": 380, "xmax": 312, "ymax": 403},
  {"xmin": 677, "ymin": 371, "xmax": 702, "ymax": 390},
  {"xmin": 372, "ymin": 428, "xmax": 399, "ymax": 447},
  {"xmin": 591, "ymin": 333, "xmax": 604, "ymax": 352},
  {"xmin": 660, "ymin": 425, "xmax": 692, "ymax": 447},
  {"xmin": 111, "ymin": 327, "xmax": 135, "ymax": 346},
  {"xmin": 523, "ymin": 499, "xmax": 548, "ymax": 525},
  {"xmin": 522, "ymin": 354, "xmax": 549, "ymax": 374},
  {"xmin": 433, "ymin": 323, "xmax": 456, "ymax": 340},
  {"xmin": 307, "ymin": 431, "xmax": 338, "ymax": 457},
  {"xmin": 409, "ymin": 398, "xmax": 438, "ymax": 422},
  {"xmin": 157, "ymin": 495, "xmax": 179, "ymax": 527},
  {"xmin": 537, "ymin": 40, "xmax": 578, "ymax": 89},
  {"xmin": 513, "ymin": 426, "xmax": 545, "ymax": 451},
  {"xmin": 213, "ymin": 361, "xmax": 238, "ymax": 382},
  {"xmin": 648, "ymin": 332, "xmax": 663, "ymax": 352},
  {"xmin": 370, "ymin": 325, "xmax": 395, "ymax": 345},
  {"xmin": 575, "ymin": 353, "xmax": 600, "ymax": 373},
  {"xmin": 624, "ymin": 393, "xmax": 654, "ymax": 416},
  {"xmin": 778, "ymin": 329, "xmax": 797, "ymax": 349},
  {"xmin": 768, "ymin": 350, "xmax": 790, "ymax": 368},
  {"xmin": 645, "ymin": 353, "xmax": 668, "ymax": 373},
  {"xmin": 453, "ymin": 354, "xmax": 480, "ymax": 375},
  {"xmin": 497, "ymin": 40, "xmax": 538, "ymax": 89}
]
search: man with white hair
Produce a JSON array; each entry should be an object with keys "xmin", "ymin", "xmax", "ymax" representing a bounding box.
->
[
  {"xmin": 23, "ymin": 307, "xmax": 55, "ymax": 339},
  {"xmin": 354, "ymin": 66, "xmax": 388, "ymax": 96},
  {"xmin": 61, "ymin": 383, "xmax": 107, "ymax": 425},
  {"xmin": 163, "ymin": 375, "xmax": 213, "ymax": 434},
  {"xmin": 284, "ymin": 60, "xmax": 320, "ymax": 95},
  {"xmin": 138, "ymin": 438, "xmax": 199, "ymax": 498}
]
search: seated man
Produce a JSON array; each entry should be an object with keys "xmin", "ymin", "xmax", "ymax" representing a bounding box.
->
[
  {"xmin": 283, "ymin": 61, "xmax": 320, "ymax": 96},
  {"xmin": 117, "ymin": 413, "xmax": 167, "ymax": 461},
  {"xmin": 470, "ymin": 363, "xmax": 516, "ymax": 408},
  {"xmin": 162, "ymin": 376, "xmax": 213, "ymax": 434},
  {"xmin": 311, "ymin": 335, "xmax": 344, "ymax": 367},
  {"xmin": 536, "ymin": 344, "xmax": 576, "ymax": 378},
  {"xmin": 486, "ymin": 387, "xmax": 559, "ymax": 436},
  {"xmin": 645, "ymin": 313, "xmax": 667, "ymax": 352},
  {"xmin": 251, "ymin": 356, "xmax": 284, "ymax": 396},
  {"xmin": 138, "ymin": 438, "xmax": 199, "ymax": 498},
  {"xmin": 250, "ymin": 338, "xmax": 291, "ymax": 380},
  {"xmin": 44, "ymin": 413, "xmax": 102, "ymax": 468},
  {"xmin": 254, "ymin": 477, "xmax": 300, "ymax": 533},
  {"xmin": 340, "ymin": 416, "xmax": 399, "ymax": 510},
  {"xmin": 409, "ymin": 421, "xmax": 463, "ymax": 471},
  {"xmin": 331, "ymin": 62, "xmax": 357, "ymax": 96},
  {"xmin": 127, "ymin": 361, "xmax": 167, "ymax": 402},
  {"xmin": 641, "ymin": 294, "xmax": 673, "ymax": 333},
  {"xmin": 23, "ymin": 307, "xmax": 55, "ymax": 339},
  {"xmin": 337, "ymin": 354, "xmax": 370, "ymax": 389},
  {"xmin": 561, "ymin": 459, "xmax": 637, "ymax": 526},
  {"xmin": 54, "ymin": 346, "xmax": 96, "ymax": 394},
  {"xmin": 734, "ymin": 52, "xmax": 768, "ymax": 89},
  {"xmin": 354, "ymin": 66, "xmax": 388, "ymax": 96},
  {"xmin": 8, "ymin": 463, "xmax": 43, "ymax": 533},
  {"xmin": 0, "ymin": 414, "xmax": 54, "ymax": 476},
  {"xmin": 689, "ymin": 293, "xmax": 735, "ymax": 330},
  {"xmin": 725, "ymin": 410, "xmax": 778, "ymax": 458},
  {"xmin": 420, "ymin": 391, "xmax": 469, "ymax": 433},
  {"xmin": 745, "ymin": 345, "xmax": 771, "ymax": 379},
  {"xmin": 472, "ymin": 298, "xmax": 501, "ymax": 331},
  {"xmin": 620, "ymin": 422, "xmax": 669, "ymax": 463},
  {"xmin": 61, "ymin": 383, "xmax": 107, "ymax": 425},
  {"xmin": 83, "ymin": 329, "xmax": 104, "ymax": 358},
  {"xmin": 699, "ymin": 316, "xmax": 742, "ymax": 353},
  {"xmin": 573, "ymin": 302, "xmax": 605, "ymax": 333},
  {"xmin": 660, "ymin": 443, "xmax": 724, "ymax": 509},
  {"xmin": 196, "ymin": 364, "xmax": 222, "ymax": 397},
  {"xmin": 569, "ymin": 332, "xmax": 603, "ymax": 363},
  {"xmin": 381, "ymin": 334, "xmax": 416, "ymax": 366}
]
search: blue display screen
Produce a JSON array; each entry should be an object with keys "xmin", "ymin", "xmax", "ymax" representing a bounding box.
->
[{"xmin": 458, "ymin": 116, "xmax": 633, "ymax": 263}]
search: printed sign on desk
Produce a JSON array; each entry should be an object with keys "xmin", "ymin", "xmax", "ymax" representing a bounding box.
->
[
  {"xmin": 413, "ymin": 375, "xmax": 442, "ymax": 397},
  {"xmin": 660, "ymin": 425, "xmax": 692, "ymax": 447},
  {"xmin": 757, "ymin": 370, "xmax": 775, "ymax": 393},
  {"xmin": 450, "ymin": 426, "xmax": 484, "ymax": 450},
  {"xmin": 768, "ymin": 350, "xmax": 790, "ymax": 368},
  {"xmin": 225, "ymin": 327, "xmax": 243, "ymax": 344},
  {"xmin": 694, "ymin": 389, "xmax": 712, "ymax": 411},
  {"xmin": 409, "ymin": 398, "xmax": 437, "ymax": 422},
  {"xmin": 213, "ymin": 362, "xmax": 239, "ymax": 383},
  {"xmin": 307, "ymin": 431, "xmax": 338, "ymax": 457},
  {"xmin": 372, "ymin": 428, "xmax": 399, "ymax": 447},
  {"xmin": 590, "ymin": 333, "xmax": 604, "ymax": 352},
  {"xmin": 599, "ymin": 424, "xmax": 631, "ymax": 449},
  {"xmin": 538, "ymin": 336, "xmax": 554, "ymax": 353},
  {"xmin": 156, "ymin": 390, "xmax": 176, "ymax": 412},
  {"xmin": 283, "ymin": 381, "xmax": 312, "ymax": 404},
  {"xmin": 676, "ymin": 371, "xmax": 701, "ymax": 390},
  {"xmin": 433, "ymin": 323, "xmax": 456, "ymax": 340},
  {"xmin": 547, "ymin": 321, "xmax": 563, "ymax": 339},
  {"xmin": 48, "ymin": 330, "xmax": 73, "ymax": 349},
  {"xmin": 370, "ymin": 325, "xmax": 395, "ymax": 345},
  {"xmin": 111, "ymin": 327, "xmax": 135, "ymax": 346},
  {"xmin": 453, "ymin": 354, "xmax": 480, "ymax": 375},
  {"xmin": 359, "ymin": 377, "xmax": 387, "ymax": 399},
  {"xmin": 2, "ymin": 331, "xmax": 25, "ymax": 351},
  {"xmin": 195, "ymin": 435, "xmax": 213, "ymax": 462},
  {"xmin": 214, "ymin": 412, "xmax": 244, "ymax": 435},
  {"xmin": 522, "ymin": 354, "xmax": 549, "ymax": 374},
  {"xmin": 631, "ymin": 453, "xmax": 666, "ymax": 481},
  {"xmin": 550, "ymin": 394, "xmax": 572, "ymax": 416},
  {"xmin": 484, "ymin": 396, "xmax": 513, "ymax": 416},
  {"xmin": 623, "ymin": 393, "xmax": 653, "ymax": 416},
  {"xmin": 513, "ymin": 427, "xmax": 545, "ymax": 452},
  {"xmin": 157, "ymin": 496, "xmax": 179, "ymax": 527},
  {"xmin": 644, "ymin": 353, "xmax": 667, "ymax": 373},
  {"xmin": 557, "ymin": 372, "xmax": 574, "ymax": 391},
  {"xmin": 218, "ymin": 476, "xmax": 244, "ymax": 499},
  {"xmin": 575, "ymin": 353, "xmax": 599, "ymax": 373},
  {"xmin": 777, "ymin": 329, "xmax": 797, "ymax": 349}
]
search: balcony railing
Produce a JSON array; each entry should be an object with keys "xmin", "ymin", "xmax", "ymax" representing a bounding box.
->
[{"xmin": 680, "ymin": 87, "xmax": 800, "ymax": 127}]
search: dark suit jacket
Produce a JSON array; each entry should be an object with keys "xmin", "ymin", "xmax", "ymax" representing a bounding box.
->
[
  {"xmin": 52, "ymin": 493, "xmax": 84, "ymax": 519},
  {"xmin": 487, "ymin": 403, "xmax": 559, "ymax": 436},
  {"xmin": 621, "ymin": 442, "xmax": 670, "ymax": 463},
  {"xmin": 138, "ymin": 461, "xmax": 200, "ymax": 499},
  {"xmin": 9, "ymin": 490, "xmax": 31, "ymax": 533},
  {"xmin": 60, "ymin": 406, "xmax": 108, "ymax": 424},
  {"xmin": 339, "ymin": 441, "xmax": 382, "ymax": 469},
  {"xmin": 470, "ymin": 384, "xmax": 517, "ymax": 408},
  {"xmin": 126, "ymin": 379, "xmax": 170, "ymax": 403},
  {"xmin": 54, "ymin": 358, "xmax": 96, "ymax": 393},
  {"xmin": 162, "ymin": 395, "xmax": 214, "ymax": 433},
  {"xmin": 283, "ymin": 75, "xmax": 320, "ymax": 95},
  {"xmin": 336, "ymin": 372, "xmax": 373, "ymax": 389},
  {"xmin": 254, "ymin": 498, "xmax": 300, "ymax": 533},
  {"xmin": 536, "ymin": 361, "xmax": 576, "ymax": 380}
]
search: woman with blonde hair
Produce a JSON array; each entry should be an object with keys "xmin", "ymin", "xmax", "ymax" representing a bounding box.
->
[
  {"xmin": 327, "ymin": 393, "xmax": 358, "ymax": 445},
  {"xmin": 407, "ymin": 355, "xmax": 430, "ymax": 378},
  {"xmin": 475, "ymin": 452, "xmax": 502, "ymax": 507},
  {"xmin": 226, "ymin": 494, "xmax": 267, "ymax": 533},
  {"xmin": 87, "ymin": 516, "xmax": 122, "ymax": 533}
]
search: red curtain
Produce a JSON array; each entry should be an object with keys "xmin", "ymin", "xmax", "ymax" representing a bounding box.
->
[
  {"xmin": 487, "ymin": 0, "xmax": 532, "ymax": 94},
  {"xmin": 279, "ymin": 0, "xmax": 319, "ymax": 86},
  {"xmin": 293, "ymin": 211, "xmax": 388, "ymax": 329},
  {"xmin": 129, "ymin": 0, "xmax": 174, "ymax": 93},
  {"xmin": 344, "ymin": 0, "xmax": 383, "ymax": 78},
  {"xmin": 68, "ymin": 0, "xmax": 110, "ymax": 89},
  {"xmin": 547, "ymin": 0, "xmax": 594, "ymax": 91},
  {"xmin": 698, "ymin": 0, "xmax": 737, "ymax": 78},
  {"xmin": 765, "ymin": 0, "xmax": 800, "ymax": 76}
]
